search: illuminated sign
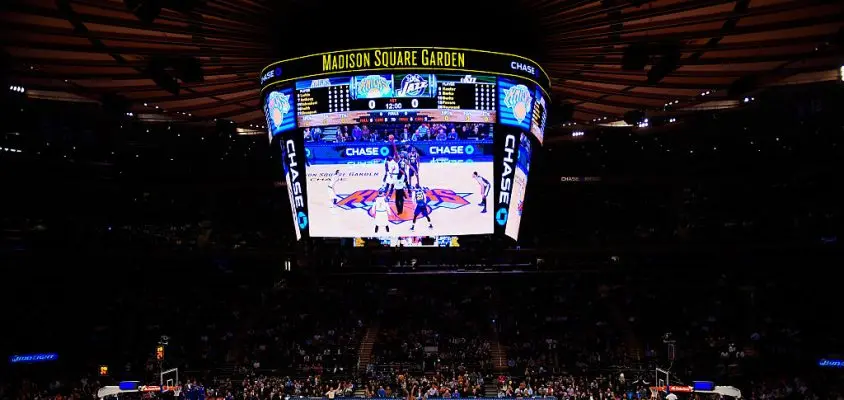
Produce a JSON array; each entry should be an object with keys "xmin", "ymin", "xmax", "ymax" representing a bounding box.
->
[
  {"xmin": 9, "ymin": 353, "xmax": 58, "ymax": 363},
  {"xmin": 650, "ymin": 386, "xmax": 693, "ymax": 393},
  {"xmin": 819, "ymin": 358, "xmax": 844, "ymax": 368},
  {"xmin": 156, "ymin": 345, "xmax": 164, "ymax": 360},
  {"xmin": 510, "ymin": 61, "xmax": 536, "ymax": 76},
  {"xmin": 284, "ymin": 138, "xmax": 308, "ymax": 231},
  {"xmin": 345, "ymin": 147, "xmax": 390, "ymax": 157},
  {"xmin": 322, "ymin": 49, "xmax": 466, "ymax": 72},
  {"xmin": 99, "ymin": 365, "xmax": 109, "ymax": 376},
  {"xmin": 260, "ymin": 47, "xmax": 551, "ymax": 94},
  {"xmin": 428, "ymin": 145, "xmax": 474, "ymax": 155},
  {"xmin": 497, "ymin": 133, "xmax": 517, "ymax": 226},
  {"xmin": 260, "ymin": 67, "xmax": 281, "ymax": 85}
]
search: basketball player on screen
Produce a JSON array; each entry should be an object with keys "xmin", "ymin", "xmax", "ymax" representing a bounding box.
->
[
  {"xmin": 410, "ymin": 184, "xmax": 433, "ymax": 232},
  {"xmin": 472, "ymin": 171, "xmax": 491, "ymax": 214},
  {"xmin": 328, "ymin": 169, "xmax": 341, "ymax": 208},
  {"xmin": 383, "ymin": 155, "xmax": 400, "ymax": 196},
  {"xmin": 373, "ymin": 190, "xmax": 390, "ymax": 234},
  {"xmin": 406, "ymin": 146, "xmax": 420, "ymax": 186}
]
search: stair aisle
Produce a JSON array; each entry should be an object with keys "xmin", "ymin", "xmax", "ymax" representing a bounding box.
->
[{"xmin": 356, "ymin": 325, "xmax": 379, "ymax": 373}]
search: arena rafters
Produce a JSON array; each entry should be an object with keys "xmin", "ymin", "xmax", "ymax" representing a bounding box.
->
[{"xmin": 1, "ymin": 0, "xmax": 842, "ymax": 142}]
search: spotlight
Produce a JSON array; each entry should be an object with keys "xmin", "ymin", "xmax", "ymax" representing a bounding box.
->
[{"xmin": 840, "ymin": 65, "xmax": 843, "ymax": 81}]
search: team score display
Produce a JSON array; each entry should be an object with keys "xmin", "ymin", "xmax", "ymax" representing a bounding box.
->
[{"xmin": 353, "ymin": 97, "xmax": 437, "ymax": 112}]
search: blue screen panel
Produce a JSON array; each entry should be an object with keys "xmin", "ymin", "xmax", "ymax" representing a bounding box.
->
[
  {"xmin": 350, "ymin": 74, "xmax": 394, "ymax": 99},
  {"xmin": 393, "ymin": 73, "xmax": 436, "ymax": 97},
  {"xmin": 504, "ymin": 133, "xmax": 531, "ymax": 241},
  {"xmin": 265, "ymin": 88, "xmax": 297, "ymax": 136},
  {"xmin": 497, "ymin": 77, "xmax": 534, "ymax": 131},
  {"xmin": 295, "ymin": 77, "xmax": 351, "ymax": 90}
]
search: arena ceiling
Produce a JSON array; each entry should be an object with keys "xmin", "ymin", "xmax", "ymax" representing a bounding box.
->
[{"xmin": 2, "ymin": 0, "xmax": 843, "ymax": 135}]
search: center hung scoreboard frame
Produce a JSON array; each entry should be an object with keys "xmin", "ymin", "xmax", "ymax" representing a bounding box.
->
[{"xmin": 260, "ymin": 47, "xmax": 551, "ymax": 243}]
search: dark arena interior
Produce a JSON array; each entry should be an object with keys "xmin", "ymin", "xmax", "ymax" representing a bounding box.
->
[{"xmin": 2, "ymin": 0, "xmax": 844, "ymax": 400}]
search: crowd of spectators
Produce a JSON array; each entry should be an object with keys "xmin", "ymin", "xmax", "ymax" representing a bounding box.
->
[
  {"xmin": 4, "ymin": 60, "xmax": 844, "ymax": 400},
  {"xmin": 4, "ymin": 270, "xmax": 844, "ymax": 400},
  {"xmin": 305, "ymin": 123, "xmax": 492, "ymax": 143}
]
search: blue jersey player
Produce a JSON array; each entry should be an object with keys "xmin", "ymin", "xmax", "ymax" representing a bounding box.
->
[
  {"xmin": 472, "ymin": 171, "xmax": 490, "ymax": 214},
  {"xmin": 410, "ymin": 184, "xmax": 433, "ymax": 231},
  {"xmin": 407, "ymin": 147, "xmax": 420, "ymax": 186}
]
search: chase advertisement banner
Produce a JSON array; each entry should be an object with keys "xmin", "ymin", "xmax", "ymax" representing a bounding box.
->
[
  {"xmin": 260, "ymin": 47, "xmax": 551, "ymax": 95},
  {"xmin": 304, "ymin": 140, "xmax": 494, "ymax": 165},
  {"xmin": 493, "ymin": 128, "xmax": 522, "ymax": 234},
  {"xmin": 278, "ymin": 131, "xmax": 311, "ymax": 239}
]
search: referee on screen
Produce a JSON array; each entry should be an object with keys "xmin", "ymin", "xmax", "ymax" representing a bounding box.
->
[{"xmin": 394, "ymin": 167, "xmax": 409, "ymax": 214}]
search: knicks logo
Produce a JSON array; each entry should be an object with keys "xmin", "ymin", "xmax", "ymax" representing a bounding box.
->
[
  {"xmin": 335, "ymin": 188, "xmax": 470, "ymax": 223},
  {"xmin": 503, "ymin": 84, "xmax": 532, "ymax": 124},
  {"xmin": 265, "ymin": 91, "xmax": 291, "ymax": 129},
  {"xmin": 354, "ymin": 75, "xmax": 392, "ymax": 99},
  {"xmin": 397, "ymin": 74, "xmax": 428, "ymax": 97}
]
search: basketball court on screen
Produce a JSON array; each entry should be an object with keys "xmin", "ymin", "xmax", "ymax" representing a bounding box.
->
[{"xmin": 306, "ymin": 162, "xmax": 493, "ymax": 237}]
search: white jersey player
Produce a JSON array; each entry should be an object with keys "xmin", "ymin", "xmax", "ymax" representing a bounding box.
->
[
  {"xmin": 383, "ymin": 156, "xmax": 400, "ymax": 196},
  {"xmin": 386, "ymin": 157, "xmax": 399, "ymax": 183},
  {"xmin": 328, "ymin": 169, "xmax": 341, "ymax": 207},
  {"xmin": 373, "ymin": 190, "xmax": 390, "ymax": 234}
]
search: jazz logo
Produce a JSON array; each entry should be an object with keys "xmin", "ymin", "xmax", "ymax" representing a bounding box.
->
[
  {"xmin": 397, "ymin": 74, "xmax": 428, "ymax": 97},
  {"xmin": 354, "ymin": 75, "xmax": 392, "ymax": 99},
  {"xmin": 503, "ymin": 84, "xmax": 533, "ymax": 124},
  {"xmin": 266, "ymin": 91, "xmax": 291, "ymax": 131}
]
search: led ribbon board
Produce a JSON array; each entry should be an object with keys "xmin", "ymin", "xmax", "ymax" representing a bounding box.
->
[{"xmin": 260, "ymin": 47, "xmax": 551, "ymax": 97}]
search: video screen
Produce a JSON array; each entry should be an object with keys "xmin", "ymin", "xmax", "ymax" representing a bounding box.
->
[
  {"xmin": 353, "ymin": 236, "xmax": 460, "ymax": 247},
  {"xmin": 504, "ymin": 133, "xmax": 532, "ymax": 241},
  {"xmin": 530, "ymin": 87, "xmax": 547, "ymax": 145},
  {"xmin": 497, "ymin": 77, "xmax": 534, "ymax": 131},
  {"xmin": 264, "ymin": 88, "xmax": 297, "ymax": 138},
  {"xmin": 303, "ymin": 122, "xmax": 495, "ymax": 238}
]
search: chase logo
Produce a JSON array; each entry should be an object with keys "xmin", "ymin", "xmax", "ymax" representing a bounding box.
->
[
  {"xmin": 397, "ymin": 74, "xmax": 428, "ymax": 97},
  {"xmin": 503, "ymin": 84, "xmax": 533, "ymax": 124},
  {"xmin": 297, "ymin": 211, "xmax": 309, "ymax": 229},
  {"xmin": 496, "ymin": 207, "xmax": 509, "ymax": 225},
  {"xmin": 266, "ymin": 91, "xmax": 291, "ymax": 130},
  {"xmin": 510, "ymin": 61, "xmax": 537, "ymax": 76},
  {"xmin": 354, "ymin": 75, "xmax": 392, "ymax": 99},
  {"xmin": 344, "ymin": 147, "xmax": 390, "ymax": 157},
  {"xmin": 427, "ymin": 145, "xmax": 475, "ymax": 155},
  {"xmin": 261, "ymin": 67, "xmax": 282, "ymax": 85}
]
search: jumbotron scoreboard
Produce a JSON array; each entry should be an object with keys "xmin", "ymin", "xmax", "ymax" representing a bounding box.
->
[{"xmin": 260, "ymin": 47, "xmax": 550, "ymax": 245}]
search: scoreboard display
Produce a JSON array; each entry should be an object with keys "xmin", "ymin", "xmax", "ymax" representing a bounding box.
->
[
  {"xmin": 261, "ymin": 47, "xmax": 551, "ymax": 242},
  {"xmin": 295, "ymin": 73, "xmax": 497, "ymax": 127}
]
